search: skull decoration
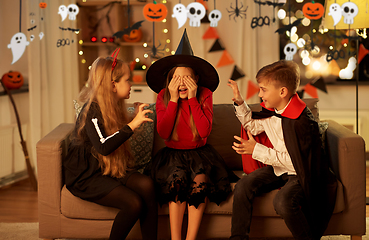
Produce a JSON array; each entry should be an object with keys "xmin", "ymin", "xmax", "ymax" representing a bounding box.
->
[
  {"xmin": 284, "ymin": 43, "xmax": 297, "ymax": 61},
  {"xmin": 187, "ymin": 2, "xmax": 206, "ymax": 27},
  {"xmin": 67, "ymin": 4, "xmax": 79, "ymax": 21},
  {"xmin": 341, "ymin": 2, "xmax": 358, "ymax": 25},
  {"xmin": 209, "ymin": 9, "xmax": 222, "ymax": 27}
]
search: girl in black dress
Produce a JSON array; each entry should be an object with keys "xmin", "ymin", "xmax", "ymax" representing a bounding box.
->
[{"xmin": 63, "ymin": 49, "xmax": 157, "ymax": 240}]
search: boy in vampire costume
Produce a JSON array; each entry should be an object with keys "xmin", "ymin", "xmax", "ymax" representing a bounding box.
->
[{"xmin": 227, "ymin": 60, "xmax": 337, "ymax": 240}]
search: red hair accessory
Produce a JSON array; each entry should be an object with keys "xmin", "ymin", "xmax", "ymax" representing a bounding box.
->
[{"xmin": 111, "ymin": 48, "xmax": 120, "ymax": 71}]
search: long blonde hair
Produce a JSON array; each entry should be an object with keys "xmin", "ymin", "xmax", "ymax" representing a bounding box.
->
[
  {"xmin": 76, "ymin": 56, "xmax": 134, "ymax": 178},
  {"xmin": 163, "ymin": 66, "xmax": 203, "ymax": 141}
]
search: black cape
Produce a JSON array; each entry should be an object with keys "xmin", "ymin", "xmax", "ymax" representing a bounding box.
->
[{"xmin": 252, "ymin": 94, "xmax": 337, "ymax": 238}]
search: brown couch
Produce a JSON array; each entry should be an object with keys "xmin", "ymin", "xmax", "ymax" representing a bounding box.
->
[{"xmin": 36, "ymin": 99, "xmax": 366, "ymax": 240}]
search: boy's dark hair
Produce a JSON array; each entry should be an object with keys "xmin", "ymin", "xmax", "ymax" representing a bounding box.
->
[{"xmin": 256, "ymin": 60, "xmax": 300, "ymax": 95}]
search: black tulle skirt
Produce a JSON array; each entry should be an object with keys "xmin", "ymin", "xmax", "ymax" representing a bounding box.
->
[{"xmin": 147, "ymin": 144, "xmax": 239, "ymax": 208}]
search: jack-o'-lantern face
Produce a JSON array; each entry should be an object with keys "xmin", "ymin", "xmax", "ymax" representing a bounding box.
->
[
  {"xmin": 143, "ymin": 3, "xmax": 168, "ymax": 22},
  {"xmin": 39, "ymin": 2, "xmax": 47, "ymax": 9},
  {"xmin": 123, "ymin": 28, "xmax": 143, "ymax": 42},
  {"xmin": 1, "ymin": 71, "xmax": 24, "ymax": 90},
  {"xmin": 302, "ymin": 2, "xmax": 324, "ymax": 20}
]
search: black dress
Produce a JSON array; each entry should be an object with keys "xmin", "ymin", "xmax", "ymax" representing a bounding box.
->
[{"xmin": 63, "ymin": 102, "xmax": 134, "ymax": 201}]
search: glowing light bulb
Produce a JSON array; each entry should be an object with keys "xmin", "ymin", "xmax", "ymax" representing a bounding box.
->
[{"xmin": 278, "ymin": 9, "xmax": 286, "ymax": 19}]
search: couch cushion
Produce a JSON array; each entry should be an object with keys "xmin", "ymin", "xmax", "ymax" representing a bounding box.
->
[{"xmin": 61, "ymin": 185, "xmax": 118, "ymax": 220}]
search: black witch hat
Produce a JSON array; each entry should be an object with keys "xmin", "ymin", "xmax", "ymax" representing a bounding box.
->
[{"xmin": 146, "ymin": 29, "xmax": 219, "ymax": 93}]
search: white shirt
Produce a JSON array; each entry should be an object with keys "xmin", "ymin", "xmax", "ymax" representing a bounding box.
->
[{"xmin": 234, "ymin": 101, "xmax": 296, "ymax": 176}]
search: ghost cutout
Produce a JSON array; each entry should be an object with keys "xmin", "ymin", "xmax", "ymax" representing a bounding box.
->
[
  {"xmin": 187, "ymin": 2, "xmax": 206, "ymax": 27},
  {"xmin": 7, "ymin": 32, "xmax": 30, "ymax": 64},
  {"xmin": 58, "ymin": 5, "xmax": 68, "ymax": 22},
  {"xmin": 172, "ymin": 3, "xmax": 188, "ymax": 29},
  {"xmin": 39, "ymin": 32, "xmax": 44, "ymax": 40},
  {"xmin": 341, "ymin": 2, "xmax": 358, "ymax": 25},
  {"xmin": 328, "ymin": 3, "xmax": 342, "ymax": 26},
  {"xmin": 284, "ymin": 43, "xmax": 297, "ymax": 61},
  {"xmin": 67, "ymin": 4, "xmax": 79, "ymax": 21},
  {"xmin": 30, "ymin": 35, "xmax": 35, "ymax": 42},
  {"xmin": 209, "ymin": 9, "xmax": 222, "ymax": 27}
]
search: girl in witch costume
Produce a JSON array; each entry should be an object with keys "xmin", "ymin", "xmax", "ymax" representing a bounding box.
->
[
  {"xmin": 63, "ymin": 49, "xmax": 158, "ymax": 240},
  {"xmin": 146, "ymin": 29, "xmax": 238, "ymax": 240}
]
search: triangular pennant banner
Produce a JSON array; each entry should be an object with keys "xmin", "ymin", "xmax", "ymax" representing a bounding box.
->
[
  {"xmin": 297, "ymin": 90, "xmax": 305, "ymax": 99},
  {"xmin": 311, "ymin": 77, "xmax": 327, "ymax": 93},
  {"xmin": 209, "ymin": 39, "xmax": 225, "ymax": 52},
  {"xmin": 358, "ymin": 44, "xmax": 369, "ymax": 64},
  {"xmin": 197, "ymin": 0, "xmax": 208, "ymax": 10},
  {"xmin": 304, "ymin": 83, "xmax": 318, "ymax": 98},
  {"xmin": 246, "ymin": 80, "xmax": 259, "ymax": 100},
  {"xmin": 216, "ymin": 50, "xmax": 234, "ymax": 68},
  {"xmin": 201, "ymin": 11, "xmax": 210, "ymax": 23},
  {"xmin": 230, "ymin": 65, "xmax": 246, "ymax": 80},
  {"xmin": 202, "ymin": 26, "xmax": 219, "ymax": 39}
]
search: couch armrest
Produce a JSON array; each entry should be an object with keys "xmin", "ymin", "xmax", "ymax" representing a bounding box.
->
[
  {"xmin": 325, "ymin": 120, "xmax": 366, "ymax": 235},
  {"xmin": 36, "ymin": 123, "xmax": 74, "ymax": 236}
]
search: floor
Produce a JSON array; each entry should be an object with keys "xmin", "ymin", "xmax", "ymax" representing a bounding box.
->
[{"xmin": 0, "ymin": 164, "xmax": 368, "ymax": 223}]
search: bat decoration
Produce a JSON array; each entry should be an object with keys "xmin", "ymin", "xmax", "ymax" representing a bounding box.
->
[
  {"xmin": 113, "ymin": 20, "xmax": 145, "ymax": 38},
  {"xmin": 275, "ymin": 18, "xmax": 302, "ymax": 34},
  {"xmin": 27, "ymin": 25, "xmax": 37, "ymax": 31},
  {"xmin": 59, "ymin": 26, "xmax": 80, "ymax": 32}
]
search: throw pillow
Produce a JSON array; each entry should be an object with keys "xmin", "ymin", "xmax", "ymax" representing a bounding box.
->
[{"xmin": 73, "ymin": 100, "xmax": 156, "ymax": 173}]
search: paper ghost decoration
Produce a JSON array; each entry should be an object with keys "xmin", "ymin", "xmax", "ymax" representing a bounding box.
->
[
  {"xmin": 328, "ymin": 3, "xmax": 342, "ymax": 26},
  {"xmin": 7, "ymin": 32, "xmax": 30, "ymax": 64},
  {"xmin": 187, "ymin": 2, "xmax": 206, "ymax": 27},
  {"xmin": 58, "ymin": 5, "xmax": 68, "ymax": 22},
  {"xmin": 172, "ymin": 3, "xmax": 188, "ymax": 29}
]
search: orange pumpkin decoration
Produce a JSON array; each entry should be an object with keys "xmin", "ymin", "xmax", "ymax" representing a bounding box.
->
[
  {"xmin": 1, "ymin": 71, "xmax": 24, "ymax": 90},
  {"xmin": 39, "ymin": 2, "xmax": 47, "ymax": 9},
  {"xmin": 123, "ymin": 28, "xmax": 143, "ymax": 42},
  {"xmin": 143, "ymin": 3, "xmax": 168, "ymax": 22},
  {"xmin": 302, "ymin": 2, "xmax": 324, "ymax": 20}
]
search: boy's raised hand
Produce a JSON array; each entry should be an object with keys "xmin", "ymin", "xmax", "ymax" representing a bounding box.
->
[
  {"xmin": 227, "ymin": 79, "xmax": 244, "ymax": 106},
  {"xmin": 232, "ymin": 130, "xmax": 256, "ymax": 155},
  {"xmin": 128, "ymin": 103, "xmax": 153, "ymax": 131}
]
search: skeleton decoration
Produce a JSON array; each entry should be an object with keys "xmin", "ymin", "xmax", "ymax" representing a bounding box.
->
[
  {"xmin": 284, "ymin": 43, "xmax": 297, "ymax": 61},
  {"xmin": 67, "ymin": 4, "xmax": 79, "ymax": 21},
  {"xmin": 341, "ymin": 2, "xmax": 358, "ymax": 25},
  {"xmin": 209, "ymin": 9, "xmax": 222, "ymax": 27},
  {"xmin": 187, "ymin": 2, "xmax": 206, "ymax": 27}
]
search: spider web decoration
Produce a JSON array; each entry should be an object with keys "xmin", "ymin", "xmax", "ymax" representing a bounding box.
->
[{"xmin": 227, "ymin": 0, "xmax": 248, "ymax": 22}]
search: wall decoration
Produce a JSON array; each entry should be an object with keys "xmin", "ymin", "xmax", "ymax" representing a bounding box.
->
[
  {"xmin": 208, "ymin": 39, "xmax": 225, "ymax": 52},
  {"xmin": 251, "ymin": 0, "xmax": 270, "ymax": 28},
  {"xmin": 341, "ymin": 2, "xmax": 358, "ymax": 24},
  {"xmin": 1, "ymin": 71, "xmax": 24, "ymax": 90},
  {"xmin": 303, "ymin": 83, "xmax": 318, "ymax": 98},
  {"xmin": 39, "ymin": 2, "xmax": 47, "ymax": 9},
  {"xmin": 227, "ymin": 0, "xmax": 248, "ymax": 22},
  {"xmin": 358, "ymin": 44, "xmax": 369, "ymax": 64},
  {"xmin": 328, "ymin": 3, "xmax": 342, "ymax": 26},
  {"xmin": 8, "ymin": 32, "xmax": 29, "ymax": 65},
  {"xmin": 216, "ymin": 50, "xmax": 234, "ymax": 67},
  {"xmin": 67, "ymin": 4, "xmax": 79, "ymax": 21},
  {"xmin": 202, "ymin": 26, "xmax": 219, "ymax": 39},
  {"xmin": 187, "ymin": 2, "xmax": 206, "ymax": 27},
  {"xmin": 208, "ymin": 0, "xmax": 221, "ymax": 27},
  {"xmin": 172, "ymin": 3, "xmax": 188, "ymax": 29},
  {"xmin": 246, "ymin": 80, "xmax": 259, "ymax": 100},
  {"xmin": 302, "ymin": 1, "xmax": 324, "ymax": 20},
  {"xmin": 310, "ymin": 77, "xmax": 327, "ymax": 93},
  {"xmin": 143, "ymin": 2, "xmax": 168, "ymax": 22},
  {"xmin": 275, "ymin": 19, "xmax": 302, "ymax": 35},
  {"xmin": 113, "ymin": 20, "xmax": 145, "ymax": 41},
  {"xmin": 230, "ymin": 65, "xmax": 245, "ymax": 81},
  {"xmin": 58, "ymin": 5, "xmax": 69, "ymax": 22},
  {"xmin": 284, "ymin": 42, "xmax": 297, "ymax": 61}
]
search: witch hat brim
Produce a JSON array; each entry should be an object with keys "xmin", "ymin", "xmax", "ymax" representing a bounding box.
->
[{"xmin": 146, "ymin": 29, "xmax": 219, "ymax": 94}]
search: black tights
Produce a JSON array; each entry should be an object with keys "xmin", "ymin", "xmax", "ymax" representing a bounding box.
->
[{"xmin": 93, "ymin": 173, "xmax": 158, "ymax": 240}]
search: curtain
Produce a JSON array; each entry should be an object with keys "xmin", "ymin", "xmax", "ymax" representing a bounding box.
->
[{"xmin": 26, "ymin": 0, "xmax": 79, "ymax": 172}]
